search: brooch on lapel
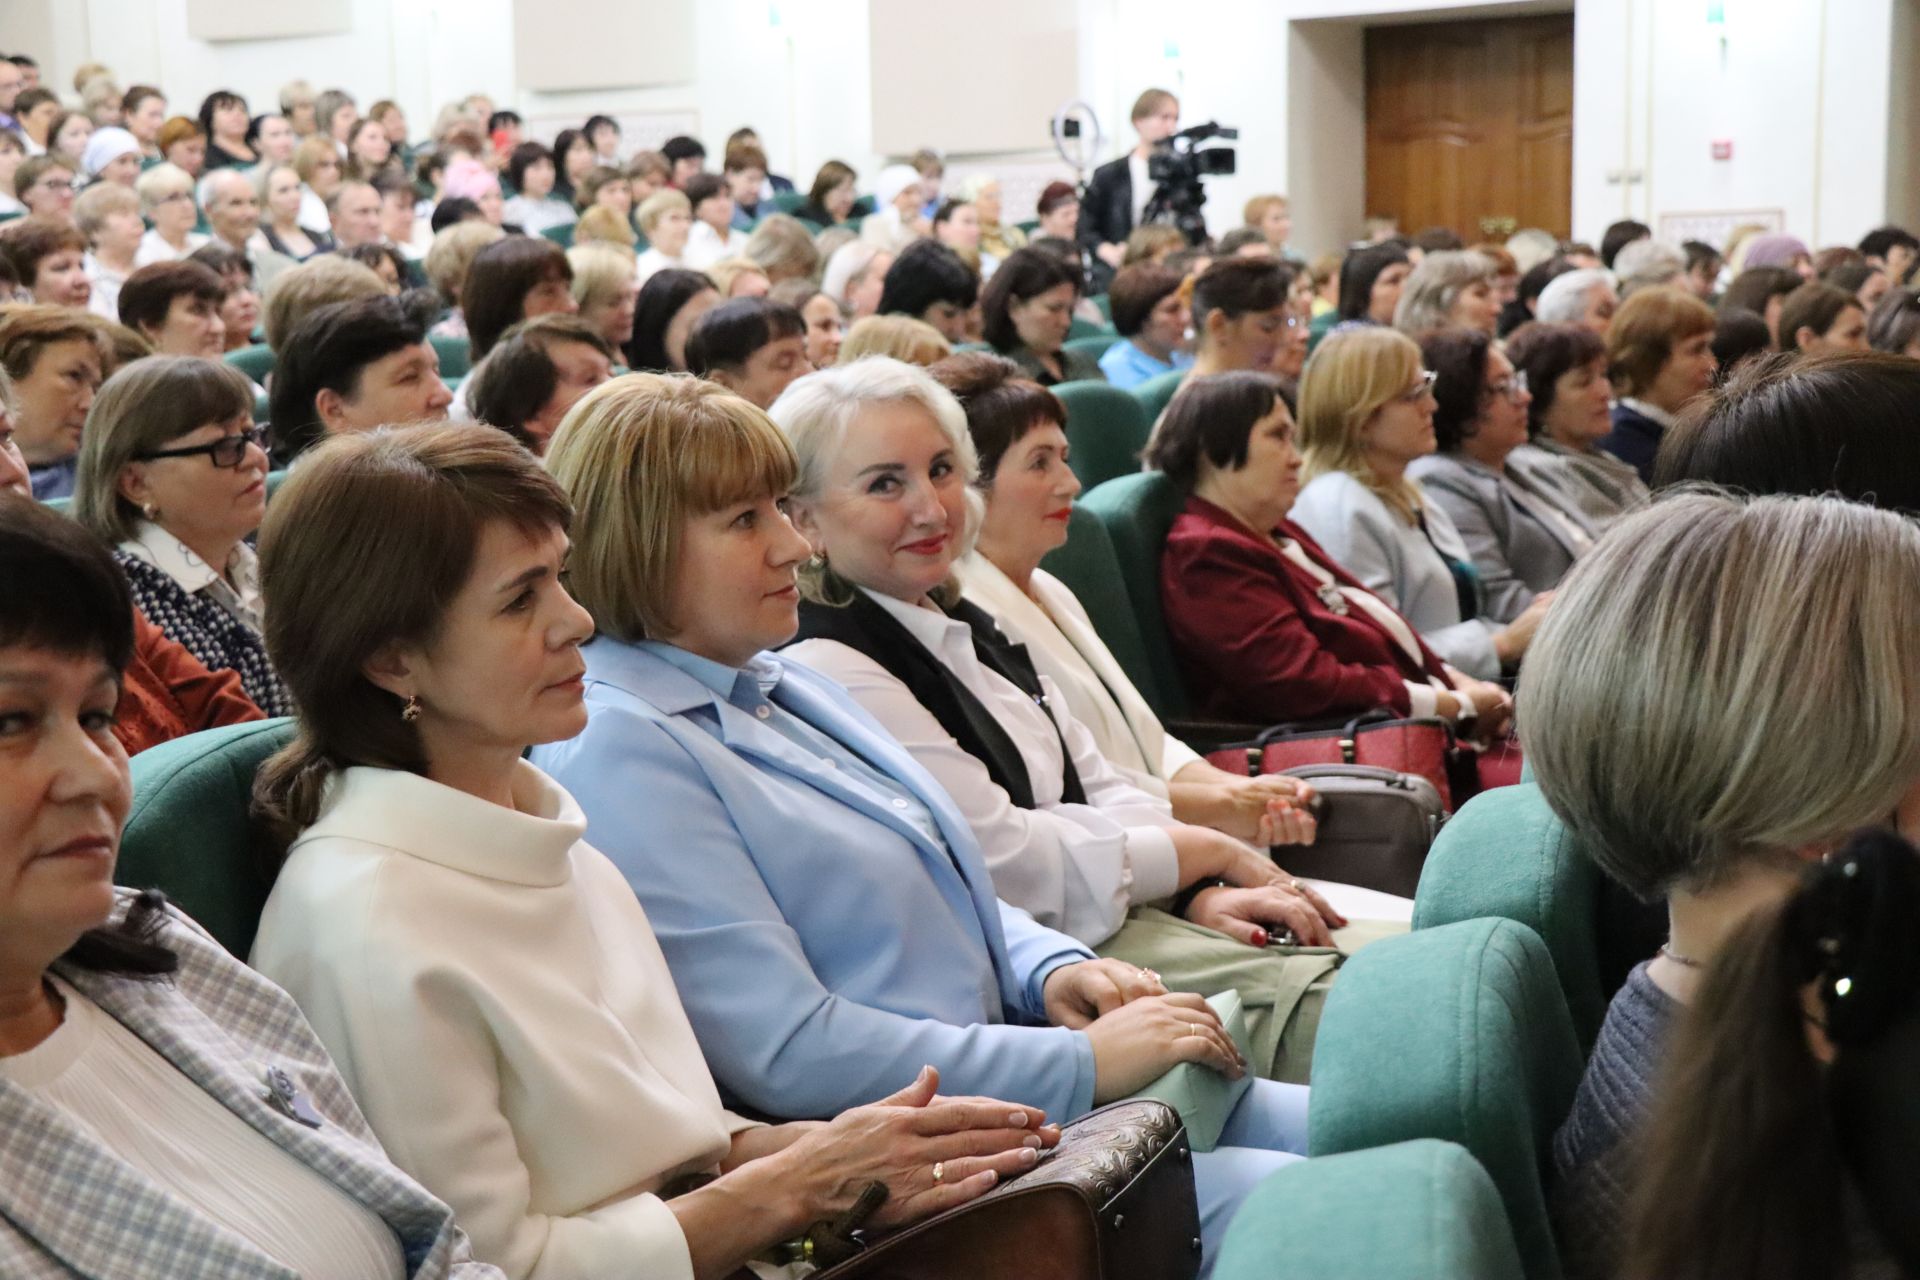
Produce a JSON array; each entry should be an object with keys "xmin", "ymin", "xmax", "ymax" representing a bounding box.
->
[
  {"xmin": 263, "ymin": 1065, "xmax": 326, "ymax": 1129},
  {"xmin": 1316, "ymin": 583, "xmax": 1350, "ymax": 616}
]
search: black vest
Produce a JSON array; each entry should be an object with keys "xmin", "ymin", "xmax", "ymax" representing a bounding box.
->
[{"xmin": 790, "ymin": 592, "xmax": 1087, "ymax": 810}]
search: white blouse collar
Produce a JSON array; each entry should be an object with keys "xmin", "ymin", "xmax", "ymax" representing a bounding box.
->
[{"xmin": 295, "ymin": 761, "xmax": 588, "ymax": 888}]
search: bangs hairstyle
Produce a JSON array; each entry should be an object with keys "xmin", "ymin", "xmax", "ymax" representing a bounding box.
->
[
  {"xmin": 0, "ymin": 491, "xmax": 134, "ymax": 673},
  {"xmin": 1518, "ymin": 491, "xmax": 1920, "ymax": 901},
  {"xmin": 252, "ymin": 425, "xmax": 571, "ymax": 850},
  {"xmin": 74, "ymin": 356, "xmax": 254, "ymax": 545},
  {"xmin": 461, "ymin": 236, "xmax": 573, "ymax": 360},
  {"xmin": 1503, "ymin": 322, "xmax": 1606, "ymax": 435},
  {"xmin": 1143, "ymin": 371, "xmax": 1290, "ymax": 493},
  {"xmin": 768, "ymin": 357, "xmax": 982, "ymax": 605},
  {"xmin": 544, "ymin": 373, "xmax": 797, "ymax": 643},
  {"xmin": 1297, "ymin": 325, "xmax": 1425, "ymax": 521},
  {"xmin": 927, "ymin": 351, "xmax": 1068, "ymax": 479},
  {"xmin": 1608, "ymin": 286, "xmax": 1715, "ymax": 396},
  {"xmin": 1336, "ymin": 242, "xmax": 1411, "ymax": 322}
]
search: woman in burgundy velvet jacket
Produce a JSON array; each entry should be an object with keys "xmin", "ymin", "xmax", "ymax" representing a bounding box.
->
[{"xmin": 1148, "ymin": 373, "xmax": 1514, "ymax": 735}]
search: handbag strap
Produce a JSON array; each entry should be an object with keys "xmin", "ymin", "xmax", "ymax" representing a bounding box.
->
[{"xmin": 1415, "ymin": 509, "xmax": 1483, "ymax": 622}]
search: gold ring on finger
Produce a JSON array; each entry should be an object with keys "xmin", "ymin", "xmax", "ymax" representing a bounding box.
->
[{"xmin": 932, "ymin": 1161, "xmax": 945, "ymax": 1184}]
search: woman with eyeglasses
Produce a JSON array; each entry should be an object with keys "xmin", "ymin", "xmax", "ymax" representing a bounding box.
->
[
  {"xmin": 1407, "ymin": 328, "xmax": 1592, "ymax": 623},
  {"xmin": 1291, "ymin": 326, "xmax": 1547, "ymax": 682},
  {"xmin": 132, "ymin": 164, "xmax": 208, "ymax": 267},
  {"xmin": 72, "ymin": 356, "xmax": 290, "ymax": 716}
]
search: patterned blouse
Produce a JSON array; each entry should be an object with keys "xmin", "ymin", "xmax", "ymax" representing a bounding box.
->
[{"xmin": 115, "ymin": 523, "xmax": 292, "ymax": 717}]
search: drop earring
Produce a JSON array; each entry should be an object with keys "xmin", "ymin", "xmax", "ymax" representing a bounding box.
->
[{"xmin": 400, "ymin": 695, "xmax": 422, "ymax": 723}]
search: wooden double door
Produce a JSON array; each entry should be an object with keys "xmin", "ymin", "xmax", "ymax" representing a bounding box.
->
[{"xmin": 1365, "ymin": 13, "xmax": 1574, "ymax": 243}]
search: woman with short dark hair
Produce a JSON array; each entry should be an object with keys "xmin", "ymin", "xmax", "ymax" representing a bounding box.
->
[
  {"xmin": 1718, "ymin": 266, "xmax": 1801, "ymax": 347},
  {"xmin": 626, "ymin": 267, "xmax": 719, "ymax": 373},
  {"xmin": 1098, "ymin": 263, "xmax": 1193, "ymax": 388},
  {"xmin": 1189, "ymin": 258, "xmax": 1293, "ymax": 377},
  {"xmin": 978, "ymin": 249, "xmax": 1099, "ymax": 386},
  {"xmin": 1504, "ymin": 322, "xmax": 1647, "ymax": 526},
  {"xmin": 0, "ymin": 491, "xmax": 501, "ymax": 1279},
  {"xmin": 460, "ymin": 236, "xmax": 577, "ymax": 362},
  {"xmin": 877, "ymin": 240, "xmax": 978, "ymax": 344},
  {"xmin": 1409, "ymin": 328, "xmax": 1590, "ymax": 621},
  {"xmin": 1776, "ymin": 281, "xmax": 1868, "ymax": 355},
  {"xmin": 796, "ymin": 159, "xmax": 858, "ymax": 228},
  {"xmin": 501, "ymin": 141, "xmax": 576, "ymax": 236},
  {"xmin": 196, "ymin": 89, "xmax": 254, "ymax": 169}
]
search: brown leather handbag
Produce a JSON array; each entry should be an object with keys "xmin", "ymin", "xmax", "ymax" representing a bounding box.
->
[{"xmin": 812, "ymin": 1100, "xmax": 1202, "ymax": 1280}]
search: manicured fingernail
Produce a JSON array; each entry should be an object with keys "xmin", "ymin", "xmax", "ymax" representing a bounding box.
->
[
  {"xmin": 1024, "ymin": 1134, "xmax": 1043, "ymax": 1148},
  {"xmin": 983, "ymin": 1169, "xmax": 998, "ymax": 1184},
  {"xmin": 1019, "ymin": 1146, "xmax": 1040, "ymax": 1163},
  {"xmin": 1010, "ymin": 1111, "xmax": 1031, "ymax": 1126}
]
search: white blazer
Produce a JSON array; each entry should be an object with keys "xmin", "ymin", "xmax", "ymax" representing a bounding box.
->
[
  {"xmin": 955, "ymin": 553, "xmax": 1201, "ymax": 798},
  {"xmin": 252, "ymin": 762, "xmax": 757, "ymax": 1280}
]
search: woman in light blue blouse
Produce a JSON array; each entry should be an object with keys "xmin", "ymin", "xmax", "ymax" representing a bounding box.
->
[{"xmin": 534, "ymin": 372, "xmax": 1314, "ymax": 1274}]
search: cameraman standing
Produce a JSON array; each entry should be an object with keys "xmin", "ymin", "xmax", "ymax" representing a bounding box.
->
[{"xmin": 1078, "ymin": 88, "xmax": 1180, "ymax": 291}]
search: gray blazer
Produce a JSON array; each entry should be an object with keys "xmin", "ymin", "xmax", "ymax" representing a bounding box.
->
[
  {"xmin": 0, "ymin": 893, "xmax": 501, "ymax": 1280},
  {"xmin": 1290, "ymin": 470, "xmax": 1502, "ymax": 679},
  {"xmin": 1408, "ymin": 452, "xmax": 1589, "ymax": 623},
  {"xmin": 1509, "ymin": 439, "xmax": 1649, "ymax": 529}
]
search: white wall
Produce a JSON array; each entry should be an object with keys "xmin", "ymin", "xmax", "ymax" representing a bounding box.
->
[{"xmin": 19, "ymin": 0, "xmax": 1912, "ymax": 253}]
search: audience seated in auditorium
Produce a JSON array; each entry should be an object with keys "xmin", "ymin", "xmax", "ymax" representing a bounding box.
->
[
  {"xmin": 261, "ymin": 253, "xmax": 386, "ymax": 352},
  {"xmin": 1776, "ymin": 280, "xmax": 1869, "ymax": 355},
  {"xmin": 1408, "ymin": 328, "xmax": 1590, "ymax": 621},
  {"xmin": 795, "ymin": 159, "xmax": 859, "ymax": 229},
  {"xmin": 1292, "ymin": 326, "xmax": 1544, "ymax": 680},
  {"xmin": 1099, "ymin": 262, "xmax": 1194, "ymax": 388},
  {"xmin": 1518, "ymin": 490, "xmax": 1920, "ymax": 1280},
  {"xmin": 500, "ymin": 141, "xmax": 575, "ymax": 236},
  {"xmin": 876, "ymin": 239, "xmax": 977, "ymax": 345},
  {"xmin": 3, "ymin": 217, "xmax": 92, "ymax": 310},
  {"xmin": 1393, "ymin": 250, "xmax": 1498, "ymax": 336},
  {"xmin": 419, "ymin": 220, "xmax": 504, "ymax": 339},
  {"xmin": 248, "ymin": 424, "xmax": 1053, "ymax": 1280},
  {"xmin": 769, "ymin": 279, "xmax": 844, "ymax": 368},
  {"xmin": 466, "ymin": 314, "xmax": 613, "ymax": 455},
  {"xmin": 536, "ymin": 372, "xmax": 1307, "ymax": 1273},
  {"xmin": 1503, "ymin": 322, "xmax": 1648, "ymax": 526},
  {"xmin": 268, "ymin": 294, "xmax": 452, "ymax": 466},
  {"xmin": 0, "ymin": 494, "xmax": 499, "ymax": 1277},
  {"xmin": 134, "ymin": 164, "xmax": 209, "ymax": 265},
  {"xmin": 743, "ymin": 214, "xmax": 821, "ymax": 286},
  {"xmin": 980, "ymin": 248, "xmax": 1100, "ymax": 386},
  {"xmin": 74, "ymin": 185, "xmax": 140, "ymax": 321},
  {"xmin": 1149, "ymin": 369, "xmax": 1512, "ymax": 739},
  {"xmin": 1314, "ymin": 240, "xmax": 1410, "ymax": 351},
  {"xmin": 564, "ymin": 242, "xmax": 638, "ymax": 350},
  {"xmin": 627, "ymin": 267, "xmax": 718, "ymax": 374},
  {"xmin": 635, "ymin": 188, "xmax": 692, "ymax": 284},
  {"xmin": 684, "ymin": 297, "xmax": 810, "ymax": 410},
  {"xmin": 680, "ymin": 173, "xmax": 745, "ymax": 271},
  {"xmin": 1600, "ymin": 286, "xmax": 1718, "ymax": 484},
  {"xmin": 1187, "ymin": 257, "xmax": 1292, "ymax": 378},
  {"xmin": 70, "ymin": 356, "xmax": 291, "ymax": 715},
  {"xmin": 460, "ymin": 235, "xmax": 576, "ymax": 363},
  {"xmin": 252, "ymin": 163, "xmax": 330, "ymax": 262},
  {"xmin": 1534, "ymin": 268, "xmax": 1617, "ymax": 337},
  {"xmin": 861, "ymin": 164, "xmax": 930, "ymax": 253},
  {"xmin": 838, "ymin": 314, "xmax": 952, "ymax": 366},
  {"xmin": 80, "ymin": 125, "xmax": 141, "ymax": 187},
  {"xmin": 1718, "ymin": 265, "xmax": 1800, "ymax": 346},
  {"xmin": 0, "ymin": 305, "xmax": 106, "ymax": 500},
  {"xmin": 116, "ymin": 261, "xmax": 227, "ymax": 357}
]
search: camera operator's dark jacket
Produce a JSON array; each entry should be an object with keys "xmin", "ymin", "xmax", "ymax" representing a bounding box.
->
[{"xmin": 1077, "ymin": 155, "xmax": 1136, "ymax": 289}]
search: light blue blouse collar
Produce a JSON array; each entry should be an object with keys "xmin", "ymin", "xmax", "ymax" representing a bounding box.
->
[{"xmin": 636, "ymin": 640, "xmax": 783, "ymax": 705}]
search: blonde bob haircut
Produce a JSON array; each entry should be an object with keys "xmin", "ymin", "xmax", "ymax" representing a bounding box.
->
[
  {"xmin": 768, "ymin": 356, "xmax": 983, "ymax": 605},
  {"xmin": 573, "ymin": 205, "xmax": 639, "ymax": 251},
  {"xmin": 1519, "ymin": 489, "xmax": 1920, "ymax": 901},
  {"xmin": 635, "ymin": 187, "xmax": 690, "ymax": 236},
  {"xmin": 1392, "ymin": 249, "xmax": 1495, "ymax": 335},
  {"xmin": 566, "ymin": 242, "xmax": 638, "ymax": 310},
  {"xmin": 837, "ymin": 315, "xmax": 952, "ymax": 367},
  {"xmin": 545, "ymin": 373, "xmax": 797, "ymax": 644},
  {"xmin": 134, "ymin": 162, "xmax": 194, "ymax": 214},
  {"xmin": 1297, "ymin": 325, "xmax": 1426, "ymax": 523}
]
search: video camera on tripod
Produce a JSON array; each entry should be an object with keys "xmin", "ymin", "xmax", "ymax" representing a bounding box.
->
[{"xmin": 1143, "ymin": 121, "xmax": 1239, "ymax": 244}]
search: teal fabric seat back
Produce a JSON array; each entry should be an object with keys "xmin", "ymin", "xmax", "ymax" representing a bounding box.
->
[
  {"xmin": 768, "ymin": 191, "xmax": 805, "ymax": 215},
  {"xmin": 540, "ymin": 223, "xmax": 576, "ymax": 248},
  {"xmin": 120, "ymin": 719, "xmax": 297, "ymax": 958},
  {"xmin": 1038, "ymin": 505, "xmax": 1173, "ymax": 713},
  {"xmin": 1131, "ymin": 367, "xmax": 1188, "ymax": 428},
  {"xmin": 252, "ymin": 391, "xmax": 269, "ymax": 423},
  {"xmin": 1414, "ymin": 782, "xmax": 1664, "ymax": 1050},
  {"xmin": 429, "ymin": 333, "xmax": 472, "ymax": 380},
  {"xmin": 952, "ymin": 341, "xmax": 993, "ymax": 354},
  {"xmin": 1065, "ymin": 314, "xmax": 1115, "ymax": 342},
  {"xmin": 1063, "ymin": 332, "xmax": 1122, "ymax": 362},
  {"xmin": 1308, "ymin": 918, "xmax": 1583, "ymax": 1280},
  {"xmin": 1053, "ymin": 381, "xmax": 1149, "ymax": 491},
  {"xmin": 1214, "ymin": 1140, "xmax": 1524, "ymax": 1280},
  {"xmin": 1092, "ymin": 293, "xmax": 1112, "ymax": 325},
  {"xmin": 1075, "ymin": 470, "xmax": 1192, "ymax": 719},
  {"xmin": 224, "ymin": 343, "xmax": 276, "ymax": 385}
]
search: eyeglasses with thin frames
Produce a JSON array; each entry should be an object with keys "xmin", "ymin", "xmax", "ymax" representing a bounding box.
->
[
  {"xmin": 1486, "ymin": 370, "xmax": 1530, "ymax": 404},
  {"xmin": 134, "ymin": 426, "xmax": 266, "ymax": 469},
  {"xmin": 1397, "ymin": 369, "xmax": 1439, "ymax": 402}
]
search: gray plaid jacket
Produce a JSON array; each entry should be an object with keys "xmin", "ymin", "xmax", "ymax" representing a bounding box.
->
[{"xmin": 0, "ymin": 893, "xmax": 504, "ymax": 1279}]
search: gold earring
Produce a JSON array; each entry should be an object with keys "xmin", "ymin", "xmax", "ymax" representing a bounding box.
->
[{"xmin": 401, "ymin": 695, "xmax": 421, "ymax": 723}]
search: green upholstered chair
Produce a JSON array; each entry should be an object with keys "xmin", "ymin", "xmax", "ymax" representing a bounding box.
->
[
  {"xmin": 769, "ymin": 191, "xmax": 806, "ymax": 215},
  {"xmin": 1063, "ymin": 332, "xmax": 1122, "ymax": 362},
  {"xmin": 224, "ymin": 342, "xmax": 276, "ymax": 385},
  {"xmin": 119, "ymin": 719, "xmax": 297, "ymax": 958},
  {"xmin": 252, "ymin": 390, "xmax": 270, "ymax": 423},
  {"xmin": 1131, "ymin": 367, "xmax": 1188, "ymax": 428},
  {"xmin": 429, "ymin": 333, "xmax": 472, "ymax": 381},
  {"xmin": 1066, "ymin": 314, "xmax": 1115, "ymax": 342},
  {"xmin": 953, "ymin": 341, "xmax": 993, "ymax": 354},
  {"xmin": 1214, "ymin": 1140, "xmax": 1524, "ymax": 1280},
  {"xmin": 539, "ymin": 223, "xmax": 576, "ymax": 248},
  {"xmin": 1092, "ymin": 293, "xmax": 1112, "ymax": 325},
  {"xmin": 1053, "ymin": 380, "xmax": 1149, "ymax": 491},
  {"xmin": 1075, "ymin": 470, "xmax": 1197, "ymax": 723},
  {"xmin": 1039, "ymin": 505, "xmax": 1175, "ymax": 714},
  {"xmin": 1308, "ymin": 918, "xmax": 1583, "ymax": 1280},
  {"xmin": 1413, "ymin": 783, "xmax": 1667, "ymax": 1051}
]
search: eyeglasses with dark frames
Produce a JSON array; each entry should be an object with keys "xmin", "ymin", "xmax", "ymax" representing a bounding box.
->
[{"xmin": 133, "ymin": 426, "xmax": 266, "ymax": 469}]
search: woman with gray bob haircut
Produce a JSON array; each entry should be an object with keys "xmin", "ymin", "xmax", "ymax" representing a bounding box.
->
[
  {"xmin": 1393, "ymin": 249, "xmax": 1499, "ymax": 335},
  {"xmin": 1518, "ymin": 489, "xmax": 1920, "ymax": 1280}
]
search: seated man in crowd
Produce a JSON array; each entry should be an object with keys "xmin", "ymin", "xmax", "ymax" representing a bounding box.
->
[
  {"xmin": 325, "ymin": 178, "xmax": 384, "ymax": 253},
  {"xmin": 267, "ymin": 293, "xmax": 452, "ymax": 466}
]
